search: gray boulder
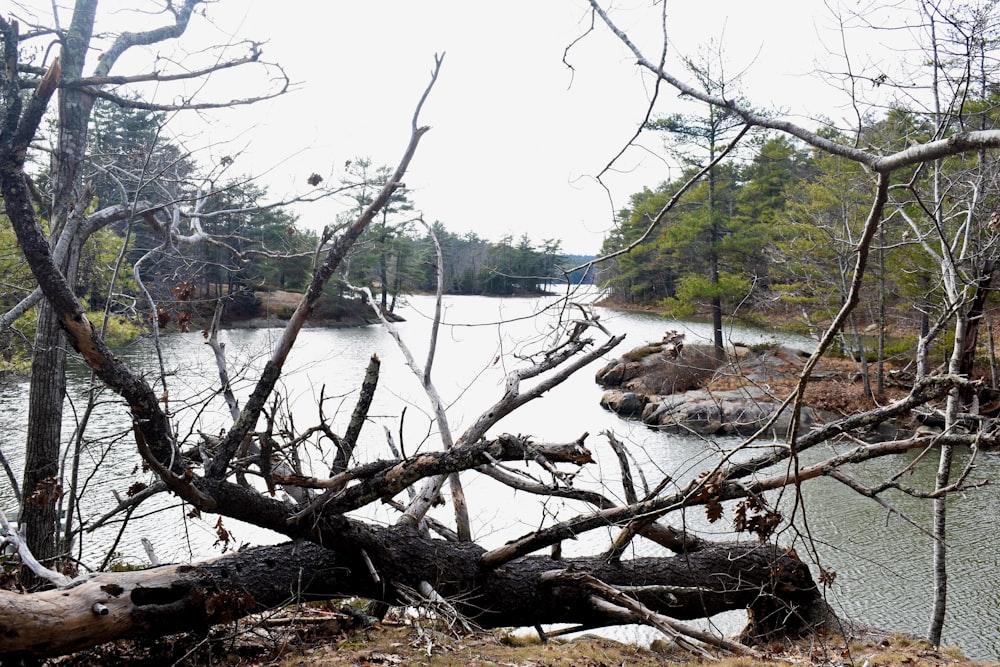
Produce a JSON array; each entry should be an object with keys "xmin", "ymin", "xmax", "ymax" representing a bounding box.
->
[{"xmin": 597, "ymin": 341, "xmax": 817, "ymax": 436}]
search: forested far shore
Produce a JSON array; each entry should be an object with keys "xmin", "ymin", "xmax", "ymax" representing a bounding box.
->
[
  {"xmin": 595, "ymin": 107, "xmax": 986, "ymax": 364},
  {"xmin": 0, "ymin": 120, "xmax": 595, "ymax": 370}
]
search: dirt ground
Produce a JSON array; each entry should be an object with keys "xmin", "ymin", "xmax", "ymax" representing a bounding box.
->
[
  {"xmin": 708, "ymin": 348, "xmax": 912, "ymax": 416},
  {"xmin": 47, "ymin": 607, "xmax": 998, "ymax": 667}
]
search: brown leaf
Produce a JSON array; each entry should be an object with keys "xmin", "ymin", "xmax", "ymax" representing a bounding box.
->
[
  {"xmin": 705, "ymin": 498, "xmax": 724, "ymax": 523},
  {"xmin": 213, "ymin": 516, "xmax": 232, "ymax": 551},
  {"xmin": 26, "ymin": 477, "xmax": 62, "ymax": 506}
]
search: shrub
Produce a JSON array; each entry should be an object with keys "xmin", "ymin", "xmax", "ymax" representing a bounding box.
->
[{"xmin": 228, "ymin": 290, "xmax": 263, "ymax": 318}]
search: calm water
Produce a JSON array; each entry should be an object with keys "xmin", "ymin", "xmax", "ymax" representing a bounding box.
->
[{"xmin": 0, "ymin": 292, "xmax": 996, "ymax": 660}]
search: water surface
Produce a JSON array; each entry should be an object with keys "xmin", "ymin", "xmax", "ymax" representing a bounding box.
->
[{"xmin": 0, "ymin": 292, "xmax": 995, "ymax": 659}]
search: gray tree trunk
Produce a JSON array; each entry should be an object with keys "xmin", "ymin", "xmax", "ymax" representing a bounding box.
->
[
  {"xmin": 18, "ymin": 3, "xmax": 96, "ymax": 583},
  {"xmin": 19, "ymin": 301, "xmax": 68, "ymax": 582}
]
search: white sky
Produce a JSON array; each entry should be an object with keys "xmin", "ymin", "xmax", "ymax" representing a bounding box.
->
[{"xmin": 19, "ymin": 1, "xmax": 918, "ymax": 254}]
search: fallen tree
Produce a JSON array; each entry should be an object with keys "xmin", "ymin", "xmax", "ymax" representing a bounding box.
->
[
  {"xmin": 0, "ymin": 535, "xmax": 827, "ymax": 658},
  {"xmin": 0, "ymin": 2, "xmax": 997, "ymax": 662}
]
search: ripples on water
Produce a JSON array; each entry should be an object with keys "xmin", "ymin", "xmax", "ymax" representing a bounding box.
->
[
  {"xmin": 791, "ymin": 447, "xmax": 1000, "ymax": 660},
  {"xmin": 0, "ymin": 292, "xmax": 996, "ymax": 659}
]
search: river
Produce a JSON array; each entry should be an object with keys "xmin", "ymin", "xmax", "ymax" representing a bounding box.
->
[{"xmin": 0, "ymin": 291, "xmax": 997, "ymax": 660}]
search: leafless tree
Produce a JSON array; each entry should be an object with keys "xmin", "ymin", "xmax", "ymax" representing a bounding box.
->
[
  {"xmin": 0, "ymin": 0, "xmax": 295, "ymax": 587},
  {"xmin": 579, "ymin": 0, "xmax": 1000, "ymax": 649},
  {"xmin": 0, "ymin": 1, "xmax": 999, "ymax": 661}
]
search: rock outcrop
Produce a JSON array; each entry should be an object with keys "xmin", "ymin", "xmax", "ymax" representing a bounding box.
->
[{"xmin": 596, "ymin": 336, "xmax": 819, "ymax": 436}]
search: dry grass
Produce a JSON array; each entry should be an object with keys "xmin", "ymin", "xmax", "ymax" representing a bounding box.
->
[
  {"xmin": 707, "ymin": 352, "xmax": 911, "ymax": 416},
  {"xmin": 68, "ymin": 610, "xmax": 987, "ymax": 667},
  {"xmin": 269, "ymin": 623, "xmax": 995, "ymax": 667},
  {"xmin": 50, "ymin": 596, "xmax": 996, "ymax": 666},
  {"xmin": 290, "ymin": 625, "xmax": 996, "ymax": 667},
  {"xmin": 256, "ymin": 290, "xmax": 303, "ymax": 320},
  {"xmin": 282, "ymin": 626, "xmax": 997, "ymax": 667},
  {"xmin": 632, "ymin": 346, "xmax": 724, "ymax": 394}
]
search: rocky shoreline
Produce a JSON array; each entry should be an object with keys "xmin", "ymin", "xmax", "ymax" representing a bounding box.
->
[
  {"xmin": 223, "ymin": 314, "xmax": 378, "ymax": 329},
  {"xmin": 596, "ymin": 336, "xmax": 829, "ymax": 437}
]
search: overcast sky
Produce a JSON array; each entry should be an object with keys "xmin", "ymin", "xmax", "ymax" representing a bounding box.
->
[{"xmin": 22, "ymin": 1, "xmax": 914, "ymax": 254}]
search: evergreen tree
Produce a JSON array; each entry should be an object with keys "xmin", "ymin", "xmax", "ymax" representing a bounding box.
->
[
  {"xmin": 339, "ymin": 158, "xmax": 416, "ymax": 312},
  {"xmin": 645, "ymin": 48, "xmax": 747, "ymax": 355},
  {"xmin": 598, "ymin": 186, "xmax": 678, "ymax": 303}
]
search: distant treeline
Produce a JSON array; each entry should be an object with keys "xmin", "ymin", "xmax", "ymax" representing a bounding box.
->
[
  {"xmin": 0, "ymin": 99, "xmax": 597, "ymax": 364},
  {"xmin": 365, "ymin": 223, "xmax": 592, "ymax": 303},
  {"xmin": 597, "ymin": 108, "xmax": 978, "ymax": 334}
]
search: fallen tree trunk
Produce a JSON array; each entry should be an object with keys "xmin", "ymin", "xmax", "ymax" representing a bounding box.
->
[{"xmin": 0, "ymin": 528, "xmax": 834, "ymax": 658}]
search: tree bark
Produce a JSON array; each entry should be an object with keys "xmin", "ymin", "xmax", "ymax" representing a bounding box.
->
[
  {"xmin": 19, "ymin": 301, "xmax": 68, "ymax": 582},
  {"xmin": 18, "ymin": 2, "xmax": 97, "ymax": 583},
  {"xmin": 0, "ymin": 532, "xmax": 832, "ymax": 658}
]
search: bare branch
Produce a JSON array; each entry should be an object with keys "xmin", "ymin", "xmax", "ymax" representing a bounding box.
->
[
  {"xmin": 0, "ymin": 509, "xmax": 71, "ymax": 587},
  {"xmin": 71, "ymin": 41, "xmax": 266, "ymax": 87},
  {"xmin": 480, "ymin": 372, "xmax": 977, "ymax": 568},
  {"xmin": 401, "ymin": 324, "xmax": 624, "ymax": 529},
  {"xmin": 288, "ymin": 434, "xmax": 594, "ymax": 521},
  {"xmin": 90, "ymin": 0, "xmax": 204, "ymax": 77},
  {"xmin": 563, "ymin": 124, "xmax": 751, "ymax": 276},
  {"xmin": 541, "ymin": 569, "xmax": 761, "ymax": 658},
  {"xmin": 331, "ymin": 354, "xmax": 381, "ymax": 474},
  {"xmin": 206, "ymin": 56, "xmax": 444, "ymax": 479},
  {"xmin": 205, "ymin": 300, "xmax": 240, "ymax": 422}
]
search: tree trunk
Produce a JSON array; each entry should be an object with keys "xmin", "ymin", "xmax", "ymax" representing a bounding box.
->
[
  {"xmin": 849, "ymin": 313, "xmax": 873, "ymax": 399},
  {"xmin": 0, "ymin": 533, "xmax": 832, "ymax": 659},
  {"xmin": 20, "ymin": 236, "xmax": 86, "ymax": 588},
  {"xmin": 19, "ymin": 301, "xmax": 68, "ymax": 584},
  {"xmin": 379, "ymin": 238, "xmax": 389, "ymax": 312},
  {"xmin": 987, "ymin": 311, "xmax": 999, "ymax": 390},
  {"xmin": 389, "ymin": 251, "xmax": 404, "ymax": 313},
  {"xmin": 708, "ymin": 217, "xmax": 723, "ymax": 358},
  {"xmin": 877, "ymin": 221, "xmax": 886, "ymax": 394},
  {"xmin": 17, "ymin": 2, "xmax": 98, "ymax": 588},
  {"xmin": 928, "ymin": 444, "xmax": 952, "ymax": 646},
  {"xmin": 711, "ymin": 294, "xmax": 724, "ymax": 359},
  {"xmin": 959, "ymin": 260, "xmax": 995, "ymax": 400}
]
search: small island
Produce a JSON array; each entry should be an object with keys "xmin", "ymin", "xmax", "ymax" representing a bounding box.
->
[{"xmin": 596, "ymin": 331, "xmax": 910, "ymax": 439}]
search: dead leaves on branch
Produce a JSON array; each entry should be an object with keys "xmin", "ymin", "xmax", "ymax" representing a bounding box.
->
[
  {"xmin": 25, "ymin": 477, "xmax": 61, "ymax": 507},
  {"xmin": 126, "ymin": 482, "xmax": 147, "ymax": 497},
  {"xmin": 694, "ymin": 471, "xmax": 725, "ymax": 524},
  {"xmin": 171, "ymin": 281, "xmax": 196, "ymax": 301},
  {"xmin": 213, "ymin": 516, "xmax": 233, "ymax": 552},
  {"xmin": 695, "ymin": 471, "xmax": 781, "ymax": 542},
  {"xmin": 733, "ymin": 495, "xmax": 781, "ymax": 543}
]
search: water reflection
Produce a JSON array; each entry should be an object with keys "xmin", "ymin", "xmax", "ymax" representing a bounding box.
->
[{"xmin": 0, "ymin": 292, "xmax": 995, "ymax": 659}]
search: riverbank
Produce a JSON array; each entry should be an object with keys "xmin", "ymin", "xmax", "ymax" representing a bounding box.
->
[
  {"xmin": 219, "ymin": 289, "xmax": 405, "ymax": 329},
  {"xmin": 595, "ymin": 298, "xmax": 812, "ymax": 339},
  {"xmin": 10, "ymin": 294, "xmax": 997, "ymax": 662}
]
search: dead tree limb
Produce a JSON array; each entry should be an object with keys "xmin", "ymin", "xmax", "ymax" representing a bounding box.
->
[
  {"xmin": 331, "ymin": 354, "xmax": 381, "ymax": 474},
  {"xmin": 0, "ymin": 537, "xmax": 826, "ymax": 658}
]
